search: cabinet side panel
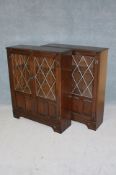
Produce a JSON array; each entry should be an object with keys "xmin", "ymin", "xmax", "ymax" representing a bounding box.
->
[
  {"xmin": 55, "ymin": 55, "xmax": 62, "ymax": 117},
  {"xmin": 61, "ymin": 55, "xmax": 72, "ymax": 119},
  {"xmin": 7, "ymin": 49, "xmax": 17, "ymax": 110},
  {"xmin": 96, "ymin": 50, "xmax": 108, "ymax": 128}
]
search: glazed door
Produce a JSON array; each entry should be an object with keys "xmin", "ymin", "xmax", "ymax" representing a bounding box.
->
[
  {"xmin": 9, "ymin": 50, "xmax": 35, "ymax": 115},
  {"xmin": 71, "ymin": 52, "xmax": 98, "ymax": 120},
  {"xmin": 33, "ymin": 52, "xmax": 57, "ymax": 120}
]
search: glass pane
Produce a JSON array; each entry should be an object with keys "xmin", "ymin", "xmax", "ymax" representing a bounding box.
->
[
  {"xmin": 34, "ymin": 57, "xmax": 56, "ymax": 101},
  {"xmin": 72, "ymin": 54, "xmax": 95, "ymax": 98},
  {"xmin": 11, "ymin": 54, "xmax": 32, "ymax": 94}
]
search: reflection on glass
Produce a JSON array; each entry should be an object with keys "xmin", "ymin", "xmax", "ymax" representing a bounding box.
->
[
  {"xmin": 11, "ymin": 54, "xmax": 32, "ymax": 94},
  {"xmin": 34, "ymin": 57, "xmax": 56, "ymax": 101},
  {"xmin": 72, "ymin": 54, "xmax": 95, "ymax": 98}
]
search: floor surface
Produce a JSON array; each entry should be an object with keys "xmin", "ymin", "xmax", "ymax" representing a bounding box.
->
[{"xmin": 0, "ymin": 105, "xmax": 116, "ymax": 175}]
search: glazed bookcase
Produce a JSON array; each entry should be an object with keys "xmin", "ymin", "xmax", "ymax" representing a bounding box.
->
[
  {"xmin": 43, "ymin": 44, "xmax": 108, "ymax": 130},
  {"xmin": 7, "ymin": 45, "xmax": 72, "ymax": 133}
]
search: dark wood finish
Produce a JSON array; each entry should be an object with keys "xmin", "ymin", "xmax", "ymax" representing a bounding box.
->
[
  {"xmin": 43, "ymin": 43, "xmax": 108, "ymax": 130},
  {"xmin": 7, "ymin": 45, "xmax": 72, "ymax": 53},
  {"xmin": 7, "ymin": 43, "xmax": 108, "ymax": 132},
  {"xmin": 42, "ymin": 43, "xmax": 108, "ymax": 52},
  {"xmin": 7, "ymin": 46, "xmax": 72, "ymax": 133}
]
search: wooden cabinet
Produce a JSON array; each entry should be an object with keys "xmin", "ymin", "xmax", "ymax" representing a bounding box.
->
[
  {"xmin": 7, "ymin": 44, "xmax": 108, "ymax": 132},
  {"xmin": 43, "ymin": 44, "xmax": 108, "ymax": 130},
  {"xmin": 7, "ymin": 45, "xmax": 72, "ymax": 133}
]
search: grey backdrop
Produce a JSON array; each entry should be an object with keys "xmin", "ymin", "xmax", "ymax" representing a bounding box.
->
[{"xmin": 0, "ymin": 0, "xmax": 115, "ymax": 105}]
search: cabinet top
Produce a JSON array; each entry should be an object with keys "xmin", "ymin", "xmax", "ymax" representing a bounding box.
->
[
  {"xmin": 7, "ymin": 45, "xmax": 71, "ymax": 54},
  {"xmin": 42, "ymin": 43, "xmax": 108, "ymax": 52}
]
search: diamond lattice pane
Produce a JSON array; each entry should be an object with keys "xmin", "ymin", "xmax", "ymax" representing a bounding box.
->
[
  {"xmin": 72, "ymin": 54, "xmax": 95, "ymax": 98},
  {"xmin": 34, "ymin": 57, "xmax": 56, "ymax": 101},
  {"xmin": 11, "ymin": 54, "xmax": 32, "ymax": 94}
]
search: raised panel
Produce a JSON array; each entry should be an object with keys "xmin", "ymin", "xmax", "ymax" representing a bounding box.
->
[
  {"xmin": 16, "ymin": 93, "xmax": 25, "ymax": 112},
  {"xmin": 49, "ymin": 102, "xmax": 56, "ymax": 118},
  {"xmin": 83, "ymin": 99, "xmax": 92, "ymax": 116},
  {"xmin": 25, "ymin": 96, "xmax": 33, "ymax": 113},
  {"xmin": 72, "ymin": 97, "xmax": 82, "ymax": 114},
  {"xmin": 37, "ymin": 99, "xmax": 48, "ymax": 116}
]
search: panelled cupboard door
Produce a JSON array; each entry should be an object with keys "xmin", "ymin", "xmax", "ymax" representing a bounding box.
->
[
  {"xmin": 71, "ymin": 51, "xmax": 98, "ymax": 121},
  {"xmin": 32, "ymin": 52, "xmax": 57, "ymax": 119},
  {"xmin": 8, "ymin": 50, "xmax": 35, "ymax": 115}
]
